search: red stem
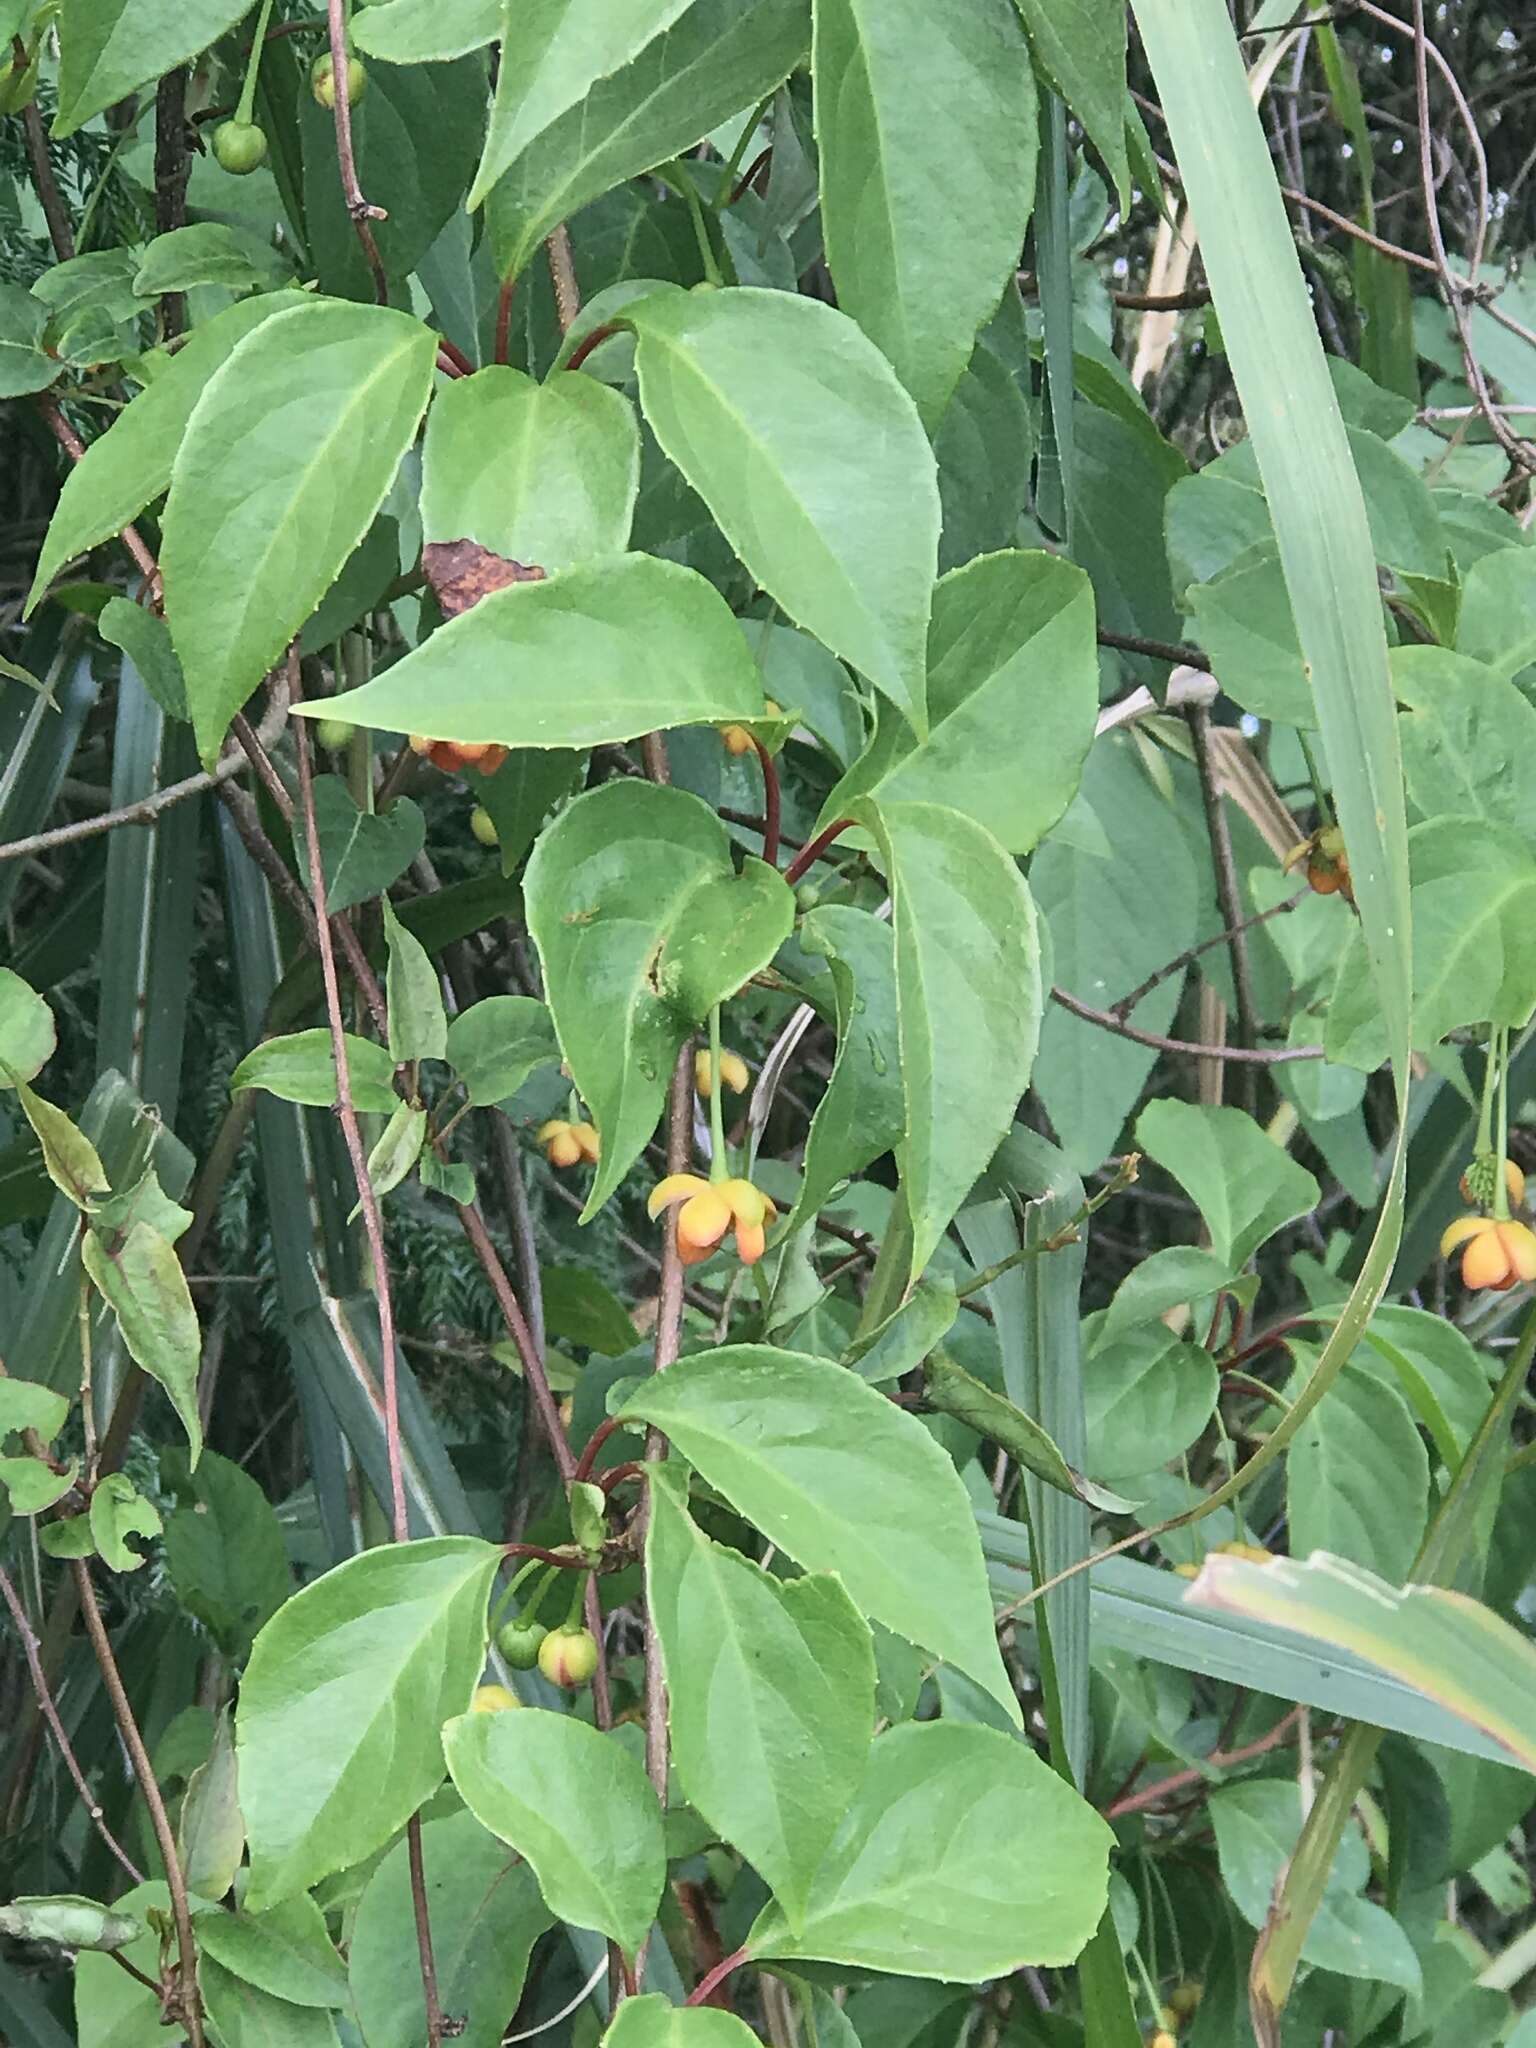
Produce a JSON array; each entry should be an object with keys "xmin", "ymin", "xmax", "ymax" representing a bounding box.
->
[
  {"xmin": 598, "ymin": 1461, "xmax": 642, "ymax": 1495},
  {"xmin": 565, "ymin": 322, "xmax": 617, "ymax": 374},
  {"xmin": 751, "ymin": 738, "xmax": 781, "ymax": 869},
  {"xmin": 573, "ymin": 1413, "xmax": 622, "ymax": 1484},
  {"xmin": 435, "ymin": 349, "xmax": 466, "ymax": 379},
  {"xmin": 685, "ymin": 1946, "xmax": 751, "ymax": 2008},
  {"xmin": 730, "ymin": 147, "xmax": 773, "ymax": 206},
  {"xmin": 783, "ymin": 816, "xmax": 852, "ymax": 888},
  {"xmin": 438, "ymin": 335, "xmax": 475, "ymax": 377},
  {"xmin": 494, "ymin": 277, "xmax": 516, "ymax": 365},
  {"xmin": 502, "ymin": 1542, "xmax": 586, "ymax": 1568}
]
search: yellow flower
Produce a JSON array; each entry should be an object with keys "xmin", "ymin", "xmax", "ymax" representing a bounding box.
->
[
  {"xmin": 537, "ymin": 1118, "xmax": 600, "ymax": 1168},
  {"xmin": 695, "ymin": 1047, "xmax": 750, "ymax": 1098},
  {"xmin": 647, "ymin": 1173, "xmax": 778, "ymax": 1267},
  {"xmin": 1440, "ymin": 1213, "xmax": 1536, "ymax": 1292}
]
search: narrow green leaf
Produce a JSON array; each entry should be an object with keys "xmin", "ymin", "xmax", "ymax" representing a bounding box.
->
[
  {"xmin": 619, "ymin": 1347, "xmax": 1019, "ymax": 1720},
  {"xmin": 361, "ymin": 1103, "xmax": 428, "ymax": 1208},
  {"xmin": 179, "ymin": 1711, "xmax": 245, "ymax": 1905},
  {"xmin": 383, "ymin": 902, "xmax": 447, "ymax": 1064},
  {"xmin": 0, "ymin": 968, "xmax": 56, "ymax": 1085},
  {"xmin": 231, "ymin": 1031, "xmax": 399, "ymax": 1114},
  {"xmin": 445, "ymin": 996, "xmax": 560, "ymax": 1106},
  {"xmin": 646, "ymin": 1463, "xmax": 876, "ymax": 1930},
  {"xmin": 16, "ymin": 1081, "xmax": 109, "ymax": 1208},
  {"xmin": 1013, "ymin": 0, "xmax": 1128, "ymax": 207},
  {"xmin": 161, "ymin": 300, "xmax": 437, "ymax": 767},
  {"xmin": 81, "ymin": 1221, "xmax": 202, "ymax": 1463},
  {"xmin": 923, "ymin": 1348, "xmax": 1133, "ymax": 1512},
  {"xmin": 313, "ymin": 554, "xmax": 766, "ymax": 751},
  {"xmin": 237, "ymin": 1537, "xmax": 500, "ymax": 1907},
  {"xmin": 631, "ymin": 286, "xmax": 939, "ymax": 734},
  {"xmin": 442, "ymin": 1708, "xmax": 665, "ymax": 1957},
  {"xmin": 525, "ymin": 780, "xmax": 794, "ymax": 1217},
  {"xmin": 813, "ymin": 0, "xmax": 1037, "ymax": 425}
]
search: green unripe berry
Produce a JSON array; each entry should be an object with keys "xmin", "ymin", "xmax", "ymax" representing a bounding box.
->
[
  {"xmin": 311, "ymin": 49, "xmax": 367, "ymax": 108},
  {"xmin": 212, "ymin": 120, "xmax": 268, "ymax": 175},
  {"xmin": 470, "ymin": 804, "xmax": 499, "ymax": 848},
  {"xmin": 316, "ymin": 718, "xmax": 355, "ymax": 754},
  {"xmin": 496, "ymin": 1618, "xmax": 547, "ymax": 1670},
  {"xmin": 537, "ymin": 1623, "xmax": 599, "ymax": 1689}
]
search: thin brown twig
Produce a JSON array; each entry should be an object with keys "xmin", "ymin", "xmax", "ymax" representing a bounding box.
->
[
  {"xmin": 751, "ymin": 739, "xmax": 781, "ymax": 869},
  {"xmin": 325, "ymin": 0, "xmax": 387, "ymax": 304},
  {"xmin": 1105, "ymin": 1706, "xmax": 1305, "ymax": 1819},
  {"xmin": 1111, "ymin": 892, "xmax": 1305, "ymax": 1021},
  {"xmin": 1051, "ymin": 985, "xmax": 1324, "ymax": 1064},
  {"xmin": 0, "ymin": 1564, "xmax": 145, "ymax": 1886},
  {"xmin": 1186, "ymin": 705, "xmax": 1260, "ymax": 1107},
  {"xmin": 15, "ymin": 39, "xmax": 74, "ymax": 261},
  {"xmin": 1097, "ymin": 626, "xmax": 1211, "ymax": 670},
  {"xmin": 455, "ymin": 1198, "xmax": 575, "ymax": 1482},
  {"xmin": 72, "ymin": 1562, "xmax": 204, "ymax": 2047}
]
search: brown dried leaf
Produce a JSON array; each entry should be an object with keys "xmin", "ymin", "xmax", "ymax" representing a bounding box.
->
[{"xmin": 422, "ymin": 539, "xmax": 546, "ymax": 620}]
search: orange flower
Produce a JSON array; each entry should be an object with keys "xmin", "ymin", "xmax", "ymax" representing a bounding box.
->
[
  {"xmin": 695, "ymin": 1047, "xmax": 750, "ymax": 1098},
  {"xmin": 1283, "ymin": 824, "xmax": 1353, "ymax": 904},
  {"xmin": 408, "ymin": 734, "xmax": 509, "ymax": 777},
  {"xmin": 1440, "ymin": 1214, "xmax": 1536, "ymax": 1292},
  {"xmin": 538, "ymin": 1119, "xmax": 599, "ymax": 1169},
  {"xmin": 719, "ymin": 700, "xmax": 781, "ymax": 756},
  {"xmin": 647, "ymin": 1173, "xmax": 778, "ymax": 1267}
]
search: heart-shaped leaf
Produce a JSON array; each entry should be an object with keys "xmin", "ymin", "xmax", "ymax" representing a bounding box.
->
[{"xmin": 300, "ymin": 778, "xmax": 426, "ymax": 918}]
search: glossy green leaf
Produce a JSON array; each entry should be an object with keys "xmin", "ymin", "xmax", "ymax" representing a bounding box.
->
[
  {"xmin": 82, "ymin": 1222, "xmax": 202, "ymax": 1464},
  {"xmin": 383, "ymin": 903, "xmax": 447, "ymax": 1064},
  {"xmin": 54, "ymin": 0, "xmax": 251, "ymax": 133},
  {"xmin": 631, "ymin": 285, "xmax": 939, "ymax": 734},
  {"xmin": 303, "ymin": 777, "xmax": 426, "ymax": 918},
  {"xmin": 791, "ymin": 907, "xmax": 904, "ymax": 1231},
  {"xmin": 231, "ymin": 1031, "xmax": 399, "ymax": 1114},
  {"xmin": 15, "ymin": 1081, "xmax": 109, "ymax": 1208},
  {"xmin": 1082, "ymin": 1325, "xmax": 1219, "ymax": 1482},
  {"xmin": 813, "ymin": 0, "xmax": 1036, "ymax": 424},
  {"xmin": 603, "ymin": 2001, "xmax": 761, "ymax": 2048},
  {"xmin": 1395, "ymin": 646, "xmax": 1536, "ymax": 839},
  {"xmin": 237, "ymin": 1537, "xmax": 500, "ymax": 1908},
  {"xmin": 313, "ymin": 554, "xmax": 764, "ymax": 751},
  {"xmin": 0, "ymin": 1376, "xmax": 69, "ymax": 1442},
  {"xmin": 132, "ymin": 225, "xmax": 267, "ymax": 299},
  {"xmin": 1135, "ymin": 1100, "xmax": 1320, "ymax": 1268},
  {"xmin": 619, "ymin": 1347, "xmax": 1018, "ymax": 1719},
  {"xmin": 1287, "ymin": 1363, "xmax": 1428, "ymax": 1584},
  {"xmin": 825, "ymin": 551, "xmax": 1097, "ymax": 856},
  {"xmin": 88, "ymin": 1472, "xmax": 162, "ymax": 1572},
  {"xmin": 161, "ymin": 301, "xmax": 437, "ymax": 766},
  {"xmin": 0, "ymin": 967, "xmax": 56, "ymax": 1085},
  {"xmin": 647, "ymin": 1463, "xmax": 876, "ymax": 1929},
  {"xmin": 442, "ymin": 1707, "xmax": 665, "ymax": 1956},
  {"xmin": 97, "ymin": 598, "xmax": 189, "ymax": 723},
  {"xmin": 445, "ymin": 996, "xmax": 559, "ymax": 1106},
  {"xmin": 420, "ymin": 366, "xmax": 640, "ymax": 571},
  {"xmin": 195, "ymin": 1895, "xmax": 348, "ymax": 2008},
  {"xmin": 525, "ymin": 780, "xmax": 794, "ymax": 1216},
  {"xmin": 352, "ymin": 0, "xmax": 501, "ymax": 61},
  {"xmin": 0, "ymin": 280, "xmax": 60, "ymax": 398},
  {"xmin": 350, "ymin": 1810, "xmax": 550, "ymax": 2048},
  {"xmin": 478, "ymin": 0, "xmax": 808, "ymax": 268},
  {"xmin": 1014, "ymin": 0, "xmax": 1128, "ymax": 207},
  {"xmin": 26, "ymin": 294, "xmax": 312, "ymax": 615},
  {"xmin": 747, "ymin": 1721, "xmax": 1112, "ymax": 1975},
  {"xmin": 860, "ymin": 798, "xmax": 1041, "ymax": 1279}
]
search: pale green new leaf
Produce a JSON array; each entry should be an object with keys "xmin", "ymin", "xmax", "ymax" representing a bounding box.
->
[
  {"xmin": 231, "ymin": 1031, "xmax": 399, "ymax": 1114},
  {"xmin": 312, "ymin": 555, "xmax": 765, "ymax": 750},
  {"xmin": 420, "ymin": 367, "xmax": 640, "ymax": 571},
  {"xmin": 88, "ymin": 1472, "xmax": 162, "ymax": 1573},
  {"xmin": 0, "ymin": 280, "xmax": 60, "ymax": 398},
  {"xmin": 237, "ymin": 1538, "xmax": 500, "ymax": 1908},
  {"xmin": 1134, "ymin": 1100, "xmax": 1319, "ymax": 1268},
  {"xmin": 162, "ymin": 301, "xmax": 437, "ymax": 766},
  {"xmin": 353, "ymin": 0, "xmax": 501, "ymax": 62},
  {"xmin": 81, "ymin": 1222, "xmax": 202, "ymax": 1465},
  {"xmin": 0, "ymin": 967, "xmax": 56, "ymax": 1084},
  {"xmin": 646, "ymin": 1464, "xmax": 876, "ymax": 1930},
  {"xmin": 383, "ymin": 903, "xmax": 447, "ymax": 1064},
  {"xmin": 442, "ymin": 1709, "xmax": 664, "ymax": 1957},
  {"xmin": 604, "ymin": 2000, "xmax": 761, "ymax": 2048},
  {"xmin": 619, "ymin": 1347, "xmax": 1019, "ymax": 1720},
  {"xmin": 0, "ymin": 1377, "xmax": 70, "ymax": 1442},
  {"xmin": 813, "ymin": 0, "xmax": 1037, "ymax": 425},
  {"xmin": 747, "ymin": 1721, "xmax": 1112, "ymax": 1976},
  {"xmin": 631, "ymin": 286, "xmax": 939, "ymax": 734},
  {"xmin": 17, "ymin": 1081, "xmax": 109, "ymax": 1208},
  {"xmin": 445, "ymin": 997, "xmax": 560, "ymax": 1105},
  {"xmin": 54, "ymin": 0, "xmax": 252, "ymax": 134}
]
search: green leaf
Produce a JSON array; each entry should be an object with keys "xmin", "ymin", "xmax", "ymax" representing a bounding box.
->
[
  {"xmin": 81, "ymin": 1222, "xmax": 202, "ymax": 1464},
  {"xmin": 161, "ymin": 300, "xmax": 437, "ymax": 767},
  {"xmin": 303, "ymin": 777, "xmax": 426, "ymax": 918},
  {"xmin": 1207, "ymin": 1777, "xmax": 1422, "ymax": 1993},
  {"xmin": 199, "ymin": 1963, "xmax": 339, "ymax": 2048},
  {"xmin": 921, "ymin": 1347, "xmax": 1133, "ymax": 1512},
  {"xmin": 1456, "ymin": 545, "xmax": 1536, "ymax": 680},
  {"xmin": 26, "ymin": 293, "xmax": 312, "ymax": 615},
  {"xmin": 353, "ymin": 0, "xmax": 501, "ymax": 62},
  {"xmin": 361, "ymin": 1103, "xmax": 428, "ymax": 1207},
  {"xmin": 132, "ymin": 225, "xmax": 267, "ymax": 299},
  {"xmin": 747, "ymin": 1721, "xmax": 1112, "ymax": 1976},
  {"xmin": 1134, "ymin": 1100, "xmax": 1320, "ymax": 1268},
  {"xmin": 163, "ymin": 1445, "xmax": 291, "ymax": 1660},
  {"xmin": 1013, "ymin": 0, "xmax": 1128, "ymax": 209},
  {"xmin": 813, "ymin": 0, "xmax": 1037, "ymax": 425},
  {"xmin": 791, "ymin": 907, "xmax": 904, "ymax": 1230},
  {"xmin": 1358, "ymin": 1304, "xmax": 1490, "ymax": 1465},
  {"xmin": 445, "ymin": 996, "xmax": 560, "ymax": 1106},
  {"xmin": 87, "ymin": 1472, "xmax": 162, "ymax": 1573},
  {"xmin": 603, "ymin": 2000, "xmax": 762, "ymax": 2048},
  {"xmin": 74, "ymin": 1882, "xmax": 175, "ymax": 2048},
  {"xmin": 477, "ymin": 0, "xmax": 808, "ymax": 265},
  {"xmin": 179, "ymin": 1710, "xmax": 245, "ymax": 1905},
  {"xmin": 313, "ymin": 554, "xmax": 766, "ymax": 750},
  {"xmin": 1100, "ymin": 1246, "xmax": 1238, "ymax": 1345},
  {"xmin": 0, "ymin": 1457, "xmax": 79, "ymax": 1515},
  {"xmin": 646, "ymin": 1462, "xmax": 876, "ymax": 1931},
  {"xmin": 442, "ymin": 1707, "xmax": 665, "ymax": 1957},
  {"xmin": 1287, "ymin": 1364, "xmax": 1429, "ymax": 1585},
  {"xmin": 1187, "ymin": 550, "xmax": 1315, "ymax": 727},
  {"xmin": 935, "ymin": 341, "xmax": 1036, "ymax": 574},
  {"xmin": 0, "ymin": 967, "xmax": 56, "ymax": 1084},
  {"xmin": 1081, "ymin": 1325, "xmax": 1218, "ymax": 1482},
  {"xmin": 53, "ymin": 0, "xmax": 251, "ymax": 133},
  {"xmin": 420, "ymin": 366, "xmax": 640, "ymax": 572},
  {"xmin": 540, "ymin": 1265, "xmax": 638, "ymax": 1355},
  {"xmin": 1395, "ymin": 646, "xmax": 1536, "ymax": 840},
  {"xmin": 619, "ymin": 1347, "xmax": 1019, "ymax": 1720},
  {"xmin": 350, "ymin": 1810, "xmax": 551, "ymax": 2048},
  {"xmin": 825, "ymin": 550, "xmax": 1097, "ymax": 856},
  {"xmin": 195, "ymin": 1895, "xmax": 348, "ymax": 2008},
  {"xmin": 97, "ymin": 597, "xmax": 190, "ymax": 723},
  {"xmin": 0, "ymin": 1376, "xmax": 69, "ymax": 1442},
  {"xmin": 631, "ymin": 285, "xmax": 939, "ymax": 735},
  {"xmin": 476, "ymin": 748, "xmax": 585, "ymax": 877},
  {"xmin": 383, "ymin": 902, "xmax": 447, "ymax": 1063},
  {"xmin": 237, "ymin": 1537, "xmax": 500, "ymax": 1908},
  {"xmin": 16, "ymin": 1081, "xmax": 109, "ymax": 1208},
  {"xmin": 525, "ymin": 780, "xmax": 794, "ymax": 1216},
  {"xmin": 859, "ymin": 798, "xmax": 1041, "ymax": 1279},
  {"xmin": 38, "ymin": 1511, "xmax": 95, "ymax": 1557},
  {"xmin": 231, "ymin": 1031, "xmax": 399, "ymax": 1114},
  {"xmin": 0, "ymin": 280, "xmax": 60, "ymax": 398},
  {"xmin": 847, "ymin": 1278, "xmax": 957, "ymax": 1385}
]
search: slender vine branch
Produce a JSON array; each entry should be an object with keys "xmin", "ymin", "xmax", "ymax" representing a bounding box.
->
[
  {"xmin": 325, "ymin": 0, "xmax": 387, "ymax": 303},
  {"xmin": 15, "ymin": 38, "xmax": 75, "ymax": 261},
  {"xmin": 751, "ymin": 738, "xmax": 781, "ymax": 869},
  {"xmin": 783, "ymin": 816, "xmax": 853, "ymax": 887},
  {"xmin": 1186, "ymin": 704, "xmax": 1261, "ymax": 1106},
  {"xmin": 1051, "ymin": 985, "xmax": 1325, "ymax": 1063},
  {"xmin": 454, "ymin": 1197, "xmax": 576, "ymax": 1482},
  {"xmin": 1110, "ymin": 892, "xmax": 1304, "ymax": 1022},
  {"xmin": 1105, "ymin": 1706, "xmax": 1304, "ymax": 1819}
]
